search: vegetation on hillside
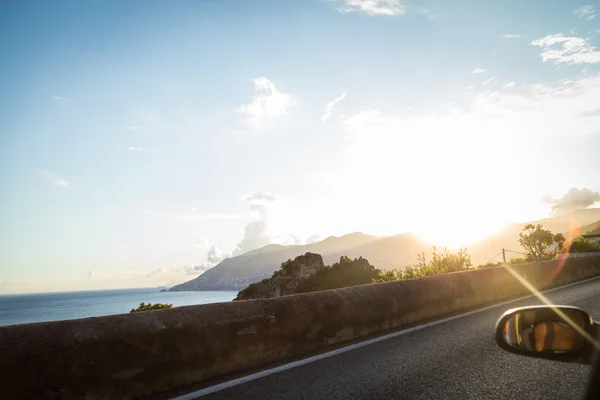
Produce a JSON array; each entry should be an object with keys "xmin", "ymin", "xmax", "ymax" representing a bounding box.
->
[
  {"xmin": 236, "ymin": 254, "xmax": 380, "ymax": 299},
  {"xmin": 242, "ymin": 249, "xmax": 474, "ymax": 295},
  {"xmin": 517, "ymin": 223, "xmax": 600, "ymax": 257},
  {"xmin": 373, "ymin": 247, "xmax": 472, "ymax": 282},
  {"xmin": 237, "ymin": 220, "xmax": 600, "ymax": 299},
  {"xmin": 563, "ymin": 237, "xmax": 600, "ymax": 253},
  {"xmin": 271, "ymin": 252, "xmax": 321, "ymax": 278},
  {"xmin": 130, "ymin": 302, "xmax": 172, "ymax": 313},
  {"xmin": 296, "ymin": 256, "xmax": 381, "ymax": 292},
  {"xmin": 271, "ymin": 259, "xmax": 295, "ymax": 278},
  {"xmin": 510, "ymin": 223, "xmax": 582, "ymax": 262}
]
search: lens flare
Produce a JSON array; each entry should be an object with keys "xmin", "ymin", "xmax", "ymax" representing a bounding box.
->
[{"xmin": 502, "ymin": 263, "xmax": 600, "ymax": 350}]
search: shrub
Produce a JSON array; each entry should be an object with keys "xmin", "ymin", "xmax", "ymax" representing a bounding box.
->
[
  {"xmin": 130, "ymin": 302, "xmax": 172, "ymax": 313},
  {"xmin": 564, "ymin": 238, "xmax": 600, "ymax": 253},
  {"xmin": 373, "ymin": 269, "xmax": 402, "ymax": 283},
  {"xmin": 373, "ymin": 247, "xmax": 472, "ymax": 282},
  {"xmin": 477, "ymin": 261, "xmax": 502, "ymax": 269},
  {"xmin": 508, "ymin": 257, "xmax": 527, "ymax": 265}
]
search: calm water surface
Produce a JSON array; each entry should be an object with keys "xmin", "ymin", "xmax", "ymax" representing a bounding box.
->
[{"xmin": 0, "ymin": 288, "xmax": 237, "ymax": 327}]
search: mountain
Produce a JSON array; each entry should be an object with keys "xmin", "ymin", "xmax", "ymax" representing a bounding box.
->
[
  {"xmin": 565, "ymin": 219, "xmax": 600, "ymax": 239},
  {"xmin": 168, "ymin": 232, "xmax": 382, "ymax": 291},
  {"xmin": 168, "ymin": 208, "xmax": 600, "ymax": 291}
]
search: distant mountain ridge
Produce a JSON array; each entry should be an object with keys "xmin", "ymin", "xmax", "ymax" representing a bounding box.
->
[
  {"xmin": 569, "ymin": 220, "xmax": 600, "ymax": 238},
  {"xmin": 168, "ymin": 208, "xmax": 600, "ymax": 292},
  {"xmin": 168, "ymin": 232, "xmax": 383, "ymax": 291}
]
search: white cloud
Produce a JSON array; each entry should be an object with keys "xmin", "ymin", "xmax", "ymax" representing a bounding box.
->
[
  {"xmin": 127, "ymin": 146, "xmax": 143, "ymax": 151},
  {"xmin": 144, "ymin": 264, "xmax": 214, "ymax": 286},
  {"xmin": 470, "ymin": 75, "xmax": 600, "ymax": 129},
  {"xmin": 574, "ymin": 5, "xmax": 595, "ymax": 20},
  {"xmin": 206, "ymin": 245, "xmax": 225, "ymax": 265},
  {"xmin": 482, "ymin": 76, "xmax": 498, "ymax": 85},
  {"xmin": 339, "ymin": 0, "xmax": 406, "ymax": 16},
  {"xmin": 128, "ymin": 125, "xmax": 144, "ymax": 131},
  {"xmin": 531, "ymin": 34, "xmax": 600, "ymax": 64},
  {"xmin": 52, "ymin": 95, "xmax": 68, "ymax": 105},
  {"xmin": 41, "ymin": 171, "xmax": 69, "ymax": 188},
  {"xmin": 503, "ymin": 81, "xmax": 516, "ymax": 88},
  {"xmin": 345, "ymin": 76, "xmax": 600, "ymax": 139},
  {"xmin": 503, "ymin": 34, "xmax": 521, "ymax": 39},
  {"xmin": 544, "ymin": 187, "xmax": 600, "ymax": 214},
  {"xmin": 219, "ymin": 192, "xmax": 327, "ymax": 253},
  {"xmin": 465, "ymin": 85, "xmax": 475, "ymax": 90},
  {"xmin": 238, "ymin": 77, "xmax": 294, "ymax": 127},
  {"xmin": 321, "ymin": 91, "xmax": 347, "ymax": 122},
  {"xmin": 417, "ymin": 8, "xmax": 437, "ymax": 19},
  {"xmin": 193, "ymin": 193, "xmax": 319, "ymax": 262},
  {"xmin": 196, "ymin": 235, "xmax": 227, "ymax": 265},
  {"xmin": 232, "ymin": 192, "xmax": 278, "ymax": 255},
  {"xmin": 471, "ymin": 67, "xmax": 488, "ymax": 74}
]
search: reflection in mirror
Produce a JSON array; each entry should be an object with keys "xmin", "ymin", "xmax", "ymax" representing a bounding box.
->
[{"xmin": 501, "ymin": 308, "xmax": 588, "ymax": 354}]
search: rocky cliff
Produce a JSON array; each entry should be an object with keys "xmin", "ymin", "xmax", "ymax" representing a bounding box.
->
[{"xmin": 235, "ymin": 252, "xmax": 324, "ymax": 300}]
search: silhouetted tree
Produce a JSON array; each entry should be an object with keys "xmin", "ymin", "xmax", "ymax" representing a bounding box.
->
[{"xmin": 518, "ymin": 224, "xmax": 554, "ymax": 259}]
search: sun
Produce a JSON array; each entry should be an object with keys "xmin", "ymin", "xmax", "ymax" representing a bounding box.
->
[{"xmin": 413, "ymin": 209, "xmax": 507, "ymax": 248}]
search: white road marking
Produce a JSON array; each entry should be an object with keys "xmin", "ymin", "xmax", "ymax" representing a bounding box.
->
[{"xmin": 171, "ymin": 275, "xmax": 600, "ymax": 399}]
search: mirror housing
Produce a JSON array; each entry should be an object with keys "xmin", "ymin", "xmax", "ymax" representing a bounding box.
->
[{"xmin": 495, "ymin": 305, "xmax": 596, "ymax": 364}]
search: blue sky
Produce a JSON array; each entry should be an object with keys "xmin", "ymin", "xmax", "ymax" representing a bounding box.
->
[{"xmin": 1, "ymin": 0, "xmax": 600, "ymax": 293}]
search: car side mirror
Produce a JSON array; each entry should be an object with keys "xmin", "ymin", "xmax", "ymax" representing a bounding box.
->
[{"xmin": 495, "ymin": 305, "xmax": 596, "ymax": 364}]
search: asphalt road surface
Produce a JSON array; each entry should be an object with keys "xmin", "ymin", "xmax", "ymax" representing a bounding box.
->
[{"xmin": 184, "ymin": 277, "xmax": 600, "ymax": 400}]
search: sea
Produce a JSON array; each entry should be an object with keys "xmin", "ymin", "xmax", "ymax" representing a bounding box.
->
[{"xmin": 0, "ymin": 288, "xmax": 238, "ymax": 327}]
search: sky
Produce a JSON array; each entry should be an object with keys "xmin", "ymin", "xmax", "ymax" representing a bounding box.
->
[{"xmin": 1, "ymin": 0, "xmax": 600, "ymax": 294}]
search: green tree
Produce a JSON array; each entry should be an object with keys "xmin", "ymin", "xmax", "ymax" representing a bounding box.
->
[
  {"xmin": 273, "ymin": 259, "xmax": 293, "ymax": 277},
  {"xmin": 518, "ymin": 224, "xmax": 554, "ymax": 259},
  {"xmin": 553, "ymin": 233, "xmax": 566, "ymax": 252},
  {"xmin": 130, "ymin": 302, "xmax": 172, "ymax": 313},
  {"xmin": 372, "ymin": 269, "xmax": 402, "ymax": 283},
  {"xmin": 297, "ymin": 256, "xmax": 381, "ymax": 292}
]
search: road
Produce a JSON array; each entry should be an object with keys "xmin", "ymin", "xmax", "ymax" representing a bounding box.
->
[{"xmin": 181, "ymin": 277, "xmax": 600, "ymax": 400}]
